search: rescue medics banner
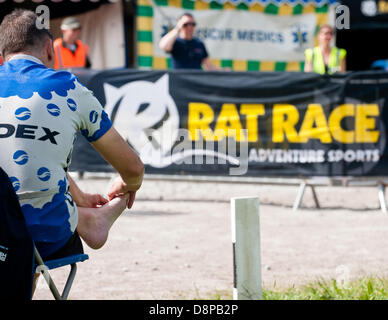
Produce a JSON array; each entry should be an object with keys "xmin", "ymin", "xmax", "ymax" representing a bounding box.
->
[
  {"xmin": 152, "ymin": 6, "xmax": 318, "ymax": 62},
  {"xmin": 70, "ymin": 69, "xmax": 388, "ymax": 177},
  {"xmin": 137, "ymin": 0, "xmax": 336, "ymax": 71}
]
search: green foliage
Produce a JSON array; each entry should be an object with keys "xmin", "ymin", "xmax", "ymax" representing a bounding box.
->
[
  {"xmin": 204, "ymin": 277, "xmax": 388, "ymax": 300},
  {"xmin": 263, "ymin": 277, "xmax": 388, "ymax": 300}
]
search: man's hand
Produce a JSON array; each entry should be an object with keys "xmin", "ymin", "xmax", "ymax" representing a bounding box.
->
[
  {"xmin": 174, "ymin": 16, "xmax": 186, "ymax": 32},
  {"xmin": 67, "ymin": 172, "xmax": 109, "ymax": 208},
  {"xmin": 107, "ymin": 176, "xmax": 137, "ymax": 209},
  {"xmin": 79, "ymin": 192, "xmax": 109, "ymax": 208},
  {"xmin": 126, "ymin": 191, "xmax": 137, "ymax": 209}
]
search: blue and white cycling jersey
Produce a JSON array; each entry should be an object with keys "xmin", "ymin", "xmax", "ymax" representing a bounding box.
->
[{"xmin": 0, "ymin": 55, "xmax": 112, "ymax": 257}]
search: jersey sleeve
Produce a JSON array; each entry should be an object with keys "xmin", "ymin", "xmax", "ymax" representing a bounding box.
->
[{"xmin": 73, "ymin": 80, "xmax": 112, "ymax": 142}]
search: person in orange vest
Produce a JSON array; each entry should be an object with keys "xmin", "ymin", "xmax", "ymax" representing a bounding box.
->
[
  {"xmin": 0, "ymin": 54, "xmax": 3, "ymax": 66},
  {"xmin": 53, "ymin": 16, "xmax": 91, "ymax": 69}
]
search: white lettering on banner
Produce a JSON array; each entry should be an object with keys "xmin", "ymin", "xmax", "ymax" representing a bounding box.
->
[
  {"xmin": 152, "ymin": 7, "xmax": 335, "ymax": 61},
  {"xmin": 248, "ymin": 148, "xmax": 381, "ymax": 164}
]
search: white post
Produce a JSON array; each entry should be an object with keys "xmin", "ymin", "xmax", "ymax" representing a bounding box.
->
[
  {"xmin": 231, "ymin": 197, "xmax": 262, "ymax": 300},
  {"xmin": 378, "ymin": 183, "xmax": 387, "ymax": 214}
]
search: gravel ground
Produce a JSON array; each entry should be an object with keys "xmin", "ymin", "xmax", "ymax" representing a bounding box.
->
[{"xmin": 32, "ymin": 174, "xmax": 388, "ymax": 300}]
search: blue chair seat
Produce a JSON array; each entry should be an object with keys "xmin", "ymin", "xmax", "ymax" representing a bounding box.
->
[{"xmin": 44, "ymin": 254, "xmax": 89, "ymax": 270}]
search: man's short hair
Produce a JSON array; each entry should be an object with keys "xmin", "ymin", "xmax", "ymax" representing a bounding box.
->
[
  {"xmin": 0, "ymin": 9, "xmax": 53, "ymax": 58},
  {"xmin": 179, "ymin": 12, "xmax": 194, "ymax": 20}
]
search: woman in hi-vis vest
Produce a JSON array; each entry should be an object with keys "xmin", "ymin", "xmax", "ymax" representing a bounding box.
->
[
  {"xmin": 54, "ymin": 16, "xmax": 91, "ymax": 70},
  {"xmin": 304, "ymin": 24, "xmax": 346, "ymax": 75}
]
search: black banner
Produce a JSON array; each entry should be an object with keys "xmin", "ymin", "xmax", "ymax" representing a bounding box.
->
[
  {"xmin": 339, "ymin": 0, "xmax": 388, "ymax": 30},
  {"xmin": 70, "ymin": 69, "xmax": 388, "ymax": 177}
]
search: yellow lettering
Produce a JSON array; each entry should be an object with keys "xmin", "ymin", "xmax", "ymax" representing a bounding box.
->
[
  {"xmin": 356, "ymin": 104, "xmax": 380, "ymax": 143},
  {"xmin": 240, "ymin": 104, "xmax": 265, "ymax": 142},
  {"xmin": 298, "ymin": 104, "xmax": 332, "ymax": 143},
  {"xmin": 214, "ymin": 104, "xmax": 245, "ymax": 141},
  {"xmin": 272, "ymin": 104, "xmax": 300, "ymax": 143},
  {"xmin": 328, "ymin": 104, "xmax": 355, "ymax": 143},
  {"xmin": 379, "ymin": 0, "xmax": 388, "ymax": 13},
  {"xmin": 188, "ymin": 102, "xmax": 214, "ymax": 140}
]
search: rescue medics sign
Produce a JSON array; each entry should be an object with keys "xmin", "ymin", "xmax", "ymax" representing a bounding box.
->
[
  {"xmin": 152, "ymin": 7, "xmax": 321, "ymax": 62},
  {"xmin": 70, "ymin": 69, "xmax": 388, "ymax": 177},
  {"xmin": 136, "ymin": 0, "xmax": 337, "ymax": 71}
]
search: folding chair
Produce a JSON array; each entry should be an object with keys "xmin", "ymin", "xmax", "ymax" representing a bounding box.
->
[
  {"xmin": 1, "ymin": 166, "xmax": 89, "ymax": 300},
  {"xmin": 34, "ymin": 246, "xmax": 89, "ymax": 300}
]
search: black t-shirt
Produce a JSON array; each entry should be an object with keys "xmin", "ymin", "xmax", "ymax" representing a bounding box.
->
[{"xmin": 171, "ymin": 37, "xmax": 208, "ymax": 69}]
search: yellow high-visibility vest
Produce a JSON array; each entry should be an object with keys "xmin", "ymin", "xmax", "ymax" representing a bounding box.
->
[{"xmin": 305, "ymin": 46, "xmax": 346, "ymax": 75}]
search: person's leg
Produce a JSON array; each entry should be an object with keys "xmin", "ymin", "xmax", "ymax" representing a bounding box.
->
[{"xmin": 76, "ymin": 194, "xmax": 129, "ymax": 249}]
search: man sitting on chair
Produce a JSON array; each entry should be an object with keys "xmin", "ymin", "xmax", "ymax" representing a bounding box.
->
[{"xmin": 0, "ymin": 9, "xmax": 144, "ymax": 275}]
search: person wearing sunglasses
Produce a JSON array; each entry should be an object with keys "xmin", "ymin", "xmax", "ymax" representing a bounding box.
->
[
  {"xmin": 304, "ymin": 24, "xmax": 346, "ymax": 75},
  {"xmin": 159, "ymin": 13, "xmax": 223, "ymax": 70}
]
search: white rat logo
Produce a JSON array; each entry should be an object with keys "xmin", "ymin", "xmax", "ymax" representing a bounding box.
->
[
  {"xmin": 103, "ymin": 74, "xmax": 179, "ymax": 167},
  {"xmin": 103, "ymin": 74, "xmax": 240, "ymax": 168}
]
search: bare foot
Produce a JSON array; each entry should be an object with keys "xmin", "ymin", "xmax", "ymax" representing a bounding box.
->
[{"xmin": 77, "ymin": 194, "xmax": 129, "ymax": 249}]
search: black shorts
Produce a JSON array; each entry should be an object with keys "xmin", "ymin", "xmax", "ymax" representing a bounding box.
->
[{"xmin": 41, "ymin": 231, "xmax": 84, "ymax": 262}]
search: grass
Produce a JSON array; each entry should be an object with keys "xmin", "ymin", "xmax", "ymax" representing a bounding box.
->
[
  {"xmin": 263, "ymin": 277, "xmax": 388, "ymax": 300},
  {"xmin": 206, "ymin": 277, "xmax": 388, "ymax": 300}
]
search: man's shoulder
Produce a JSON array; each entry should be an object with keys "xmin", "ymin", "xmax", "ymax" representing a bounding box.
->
[
  {"xmin": 0, "ymin": 60, "xmax": 79, "ymax": 100},
  {"xmin": 29, "ymin": 63, "xmax": 79, "ymax": 94},
  {"xmin": 176, "ymin": 37, "xmax": 203, "ymax": 44}
]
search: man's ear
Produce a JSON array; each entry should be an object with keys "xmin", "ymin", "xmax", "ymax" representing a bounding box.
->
[
  {"xmin": 46, "ymin": 39, "xmax": 54, "ymax": 62},
  {"xmin": 44, "ymin": 38, "xmax": 55, "ymax": 68}
]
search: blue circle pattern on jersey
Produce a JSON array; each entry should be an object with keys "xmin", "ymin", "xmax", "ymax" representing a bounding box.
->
[
  {"xmin": 81, "ymin": 109, "xmax": 112, "ymax": 143},
  {"xmin": 10, "ymin": 176, "xmax": 20, "ymax": 192},
  {"xmin": 37, "ymin": 167, "xmax": 51, "ymax": 181},
  {"xmin": 47, "ymin": 103, "xmax": 61, "ymax": 117},
  {"xmin": 89, "ymin": 110, "xmax": 98, "ymax": 123},
  {"xmin": 67, "ymin": 98, "xmax": 77, "ymax": 111},
  {"xmin": 13, "ymin": 150, "xmax": 29, "ymax": 165},
  {"xmin": 15, "ymin": 107, "xmax": 31, "ymax": 121}
]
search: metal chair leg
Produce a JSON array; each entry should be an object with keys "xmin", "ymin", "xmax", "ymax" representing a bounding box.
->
[
  {"xmin": 61, "ymin": 264, "xmax": 77, "ymax": 300},
  {"xmin": 34, "ymin": 248, "xmax": 62, "ymax": 300}
]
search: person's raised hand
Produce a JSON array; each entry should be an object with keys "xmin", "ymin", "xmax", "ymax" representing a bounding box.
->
[
  {"xmin": 175, "ymin": 16, "xmax": 187, "ymax": 32},
  {"xmin": 107, "ymin": 176, "xmax": 137, "ymax": 209}
]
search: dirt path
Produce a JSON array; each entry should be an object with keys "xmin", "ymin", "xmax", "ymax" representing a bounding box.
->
[{"xmin": 33, "ymin": 175, "xmax": 388, "ymax": 300}]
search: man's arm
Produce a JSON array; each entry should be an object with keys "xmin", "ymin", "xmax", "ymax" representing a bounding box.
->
[
  {"xmin": 159, "ymin": 18, "xmax": 186, "ymax": 52},
  {"xmin": 67, "ymin": 173, "xmax": 108, "ymax": 207},
  {"xmin": 91, "ymin": 126, "xmax": 144, "ymax": 206},
  {"xmin": 158, "ymin": 28, "xmax": 180, "ymax": 53}
]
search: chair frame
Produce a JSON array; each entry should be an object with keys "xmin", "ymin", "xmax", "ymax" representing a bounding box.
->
[{"xmin": 34, "ymin": 247, "xmax": 88, "ymax": 300}]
